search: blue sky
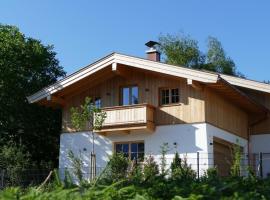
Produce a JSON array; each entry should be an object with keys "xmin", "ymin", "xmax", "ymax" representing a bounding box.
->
[{"xmin": 0, "ymin": 1, "xmax": 269, "ymax": 82}]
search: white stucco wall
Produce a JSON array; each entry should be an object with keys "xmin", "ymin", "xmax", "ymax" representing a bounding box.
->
[
  {"xmin": 250, "ymin": 134, "xmax": 270, "ymax": 178},
  {"xmin": 59, "ymin": 122, "xmax": 248, "ymax": 180}
]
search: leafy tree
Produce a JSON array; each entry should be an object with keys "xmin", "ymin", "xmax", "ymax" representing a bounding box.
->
[
  {"xmin": 0, "ymin": 25, "xmax": 66, "ymax": 167},
  {"xmin": 159, "ymin": 34, "xmax": 204, "ymax": 68},
  {"xmin": 159, "ymin": 34, "xmax": 243, "ymax": 77},
  {"xmin": 206, "ymin": 36, "xmax": 236, "ymax": 75},
  {"xmin": 70, "ymin": 96, "xmax": 106, "ymax": 179}
]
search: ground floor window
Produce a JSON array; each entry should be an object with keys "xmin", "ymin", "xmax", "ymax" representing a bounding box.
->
[{"xmin": 115, "ymin": 141, "xmax": 144, "ymax": 161}]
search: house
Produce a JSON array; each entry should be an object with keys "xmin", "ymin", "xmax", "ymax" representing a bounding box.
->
[{"xmin": 27, "ymin": 42, "xmax": 270, "ymax": 178}]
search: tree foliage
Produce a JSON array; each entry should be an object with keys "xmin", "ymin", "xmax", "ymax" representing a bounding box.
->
[
  {"xmin": 0, "ymin": 24, "xmax": 66, "ymax": 167},
  {"xmin": 159, "ymin": 34, "xmax": 204, "ymax": 68},
  {"xmin": 159, "ymin": 34, "xmax": 243, "ymax": 77},
  {"xmin": 70, "ymin": 97, "xmax": 106, "ymax": 131}
]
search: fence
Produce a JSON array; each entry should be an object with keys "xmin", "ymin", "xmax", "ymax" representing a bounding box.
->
[
  {"xmin": 1, "ymin": 152, "xmax": 270, "ymax": 189},
  {"xmin": 0, "ymin": 169, "xmax": 50, "ymax": 189}
]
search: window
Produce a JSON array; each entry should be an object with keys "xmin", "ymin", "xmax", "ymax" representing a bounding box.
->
[
  {"xmin": 160, "ymin": 88, "xmax": 180, "ymax": 105},
  {"xmin": 115, "ymin": 142, "xmax": 144, "ymax": 161},
  {"xmin": 171, "ymin": 88, "xmax": 179, "ymax": 103},
  {"xmin": 121, "ymin": 86, "xmax": 139, "ymax": 105},
  {"xmin": 94, "ymin": 97, "xmax": 101, "ymax": 108}
]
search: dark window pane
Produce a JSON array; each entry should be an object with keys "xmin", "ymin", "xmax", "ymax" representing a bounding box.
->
[
  {"xmin": 123, "ymin": 144, "xmax": 129, "ymax": 153},
  {"xmin": 116, "ymin": 144, "xmax": 122, "ymax": 153},
  {"xmin": 95, "ymin": 97, "xmax": 101, "ymax": 108},
  {"xmin": 171, "ymin": 88, "xmax": 180, "ymax": 103},
  {"xmin": 138, "ymin": 143, "xmax": 144, "ymax": 152},
  {"xmin": 161, "ymin": 89, "xmax": 170, "ymax": 105},
  {"xmin": 131, "ymin": 143, "xmax": 137, "ymax": 153},
  {"xmin": 138, "ymin": 153, "xmax": 144, "ymax": 161},
  {"xmin": 131, "ymin": 87, "xmax": 138, "ymax": 104},
  {"xmin": 131, "ymin": 153, "xmax": 137, "ymax": 160},
  {"xmin": 122, "ymin": 87, "xmax": 130, "ymax": 105}
]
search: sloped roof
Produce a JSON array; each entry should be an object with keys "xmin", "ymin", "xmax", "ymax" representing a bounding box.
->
[{"xmin": 27, "ymin": 52, "xmax": 270, "ymax": 103}]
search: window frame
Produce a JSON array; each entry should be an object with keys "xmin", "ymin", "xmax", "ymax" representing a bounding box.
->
[
  {"xmin": 114, "ymin": 141, "xmax": 145, "ymax": 161},
  {"xmin": 159, "ymin": 87, "xmax": 180, "ymax": 106},
  {"xmin": 120, "ymin": 85, "xmax": 139, "ymax": 106}
]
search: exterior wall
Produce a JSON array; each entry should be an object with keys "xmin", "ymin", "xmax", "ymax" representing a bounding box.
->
[
  {"xmin": 238, "ymin": 87, "xmax": 270, "ymax": 135},
  {"xmin": 62, "ymin": 69, "xmax": 205, "ymax": 132},
  {"xmin": 59, "ymin": 123, "xmax": 210, "ymax": 180},
  {"xmin": 250, "ymin": 134, "xmax": 270, "ymax": 178},
  {"xmin": 205, "ymin": 87, "xmax": 249, "ymax": 139},
  {"xmin": 59, "ymin": 122, "xmax": 248, "ymax": 181}
]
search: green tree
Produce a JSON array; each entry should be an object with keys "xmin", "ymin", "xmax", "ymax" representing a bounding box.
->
[
  {"xmin": 206, "ymin": 36, "xmax": 236, "ymax": 75},
  {"xmin": 159, "ymin": 34, "xmax": 204, "ymax": 68},
  {"xmin": 70, "ymin": 96, "xmax": 106, "ymax": 179},
  {"xmin": 0, "ymin": 25, "xmax": 66, "ymax": 167},
  {"xmin": 159, "ymin": 34, "xmax": 243, "ymax": 77}
]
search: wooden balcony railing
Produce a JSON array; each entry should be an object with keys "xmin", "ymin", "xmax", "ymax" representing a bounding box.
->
[{"xmin": 95, "ymin": 104, "xmax": 155, "ymax": 134}]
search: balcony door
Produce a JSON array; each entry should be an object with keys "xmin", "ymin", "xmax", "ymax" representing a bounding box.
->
[{"xmin": 121, "ymin": 86, "xmax": 138, "ymax": 105}]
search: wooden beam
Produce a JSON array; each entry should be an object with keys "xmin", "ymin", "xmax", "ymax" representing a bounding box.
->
[
  {"xmin": 50, "ymin": 96, "xmax": 66, "ymax": 107},
  {"xmin": 112, "ymin": 65, "xmax": 132, "ymax": 78},
  {"xmin": 187, "ymin": 79, "xmax": 203, "ymax": 91}
]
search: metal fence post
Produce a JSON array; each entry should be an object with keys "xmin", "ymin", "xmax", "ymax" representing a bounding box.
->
[
  {"xmin": 259, "ymin": 152, "xmax": 263, "ymax": 178},
  {"xmin": 197, "ymin": 152, "xmax": 200, "ymax": 179}
]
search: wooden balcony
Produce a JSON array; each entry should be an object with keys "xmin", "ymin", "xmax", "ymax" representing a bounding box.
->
[{"xmin": 96, "ymin": 104, "xmax": 155, "ymax": 134}]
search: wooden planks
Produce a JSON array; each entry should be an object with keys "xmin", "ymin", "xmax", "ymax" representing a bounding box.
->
[
  {"xmin": 62, "ymin": 67, "xmax": 206, "ymax": 132},
  {"xmin": 205, "ymin": 87, "xmax": 249, "ymax": 139}
]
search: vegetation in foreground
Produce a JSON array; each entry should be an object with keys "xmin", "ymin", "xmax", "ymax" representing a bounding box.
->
[{"xmin": 1, "ymin": 151, "xmax": 270, "ymax": 200}]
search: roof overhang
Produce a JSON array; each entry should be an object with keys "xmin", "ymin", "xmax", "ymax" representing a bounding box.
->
[
  {"xmin": 27, "ymin": 52, "xmax": 270, "ymax": 104},
  {"xmin": 206, "ymin": 77, "xmax": 269, "ymax": 114}
]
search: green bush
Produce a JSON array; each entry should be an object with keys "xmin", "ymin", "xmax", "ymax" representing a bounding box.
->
[
  {"xmin": 101, "ymin": 153, "xmax": 129, "ymax": 184},
  {"xmin": 0, "ymin": 143, "xmax": 31, "ymax": 186}
]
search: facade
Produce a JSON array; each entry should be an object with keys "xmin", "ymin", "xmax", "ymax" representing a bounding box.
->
[{"xmin": 28, "ymin": 45, "xmax": 270, "ymax": 178}]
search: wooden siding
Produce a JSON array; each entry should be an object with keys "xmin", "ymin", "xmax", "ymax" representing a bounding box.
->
[
  {"xmin": 205, "ymin": 87, "xmax": 249, "ymax": 139},
  {"xmin": 96, "ymin": 104, "xmax": 155, "ymax": 133},
  {"xmin": 239, "ymin": 88, "xmax": 270, "ymax": 134},
  {"xmin": 61, "ymin": 66, "xmax": 252, "ymax": 138},
  {"xmin": 62, "ymin": 68, "xmax": 205, "ymax": 132}
]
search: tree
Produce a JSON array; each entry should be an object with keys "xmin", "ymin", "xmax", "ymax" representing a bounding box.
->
[
  {"xmin": 159, "ymin": 34, "xmax": 204, "ymax": 68},
  {"xmin": 206, "ymin": 36, "xmax": 236, "ymax": 75},
  {"xmin": 0, "ymin": 25, "xmax": 66, "ymax": 167},
  {"xmin": 159, "ymin": 34, "xmax": 243, "ymax": 77},
  {"xmin": 70, "ymin": 97, "xmax": 106, "ymax": 179}
]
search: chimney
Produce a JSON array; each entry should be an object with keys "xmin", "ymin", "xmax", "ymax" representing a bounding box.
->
[{"xmin": 145, "ymin": 41, "xmax": 160, "ymax": 62}]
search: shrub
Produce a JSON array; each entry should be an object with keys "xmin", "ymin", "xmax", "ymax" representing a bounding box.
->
[
  {"xmin": 170, "ymin": 153, "xmax": 196, "ymax": 181},
  {"xmin": 0, "ymin": 143, "xmax": 31, "ymax": 186},
  {"xmin": 102, "ymin": 153, "xmax": 129, "ymax": 183},
  {"xmin": 143, "ymin": 155, "xmax": 159, "ymax": 182}
]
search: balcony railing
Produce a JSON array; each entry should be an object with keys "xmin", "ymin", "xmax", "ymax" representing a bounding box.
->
[{"xmin": 96, "ymin": 104, "xmax": 155, "ymax": 133}]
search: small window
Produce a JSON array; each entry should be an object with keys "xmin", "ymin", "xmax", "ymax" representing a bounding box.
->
[
  {"xmin": 94, "ymin": 97, "xmax": 101, "ymax": 108},
  {"xmin": 115, "ymin": 142, "xmax": 144, "ymax": 161},
  {"xmin": 121, "ymin": 86, "xmax": 139, "ymax": 105},
  {"xmin": 160, "ymin": 88, "xmax": 180, "ymax": 105},
  {"xmin": 161, "ymin": 89, "xmax": 170, "ymax": 105},
  {"xmin": 171, "ymin": 88, "xmax": 179, "ymax": 103}
]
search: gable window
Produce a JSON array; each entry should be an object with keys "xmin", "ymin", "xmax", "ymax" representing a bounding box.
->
[
  {"xmin": 160, "ymin": 88, "xmax": 180, "ymax": 105},
  {"xmin": 121, "ymin": 86, "xmax": 139, "ymax": 105},
  {"xmin": 115, "ymin": 141, "xmax": 144, "ymax": 161}
]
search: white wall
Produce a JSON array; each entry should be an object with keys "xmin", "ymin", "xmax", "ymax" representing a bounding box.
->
[
  {"xmin": 59, "ymin": 123, "xmax": 209, "ymax": 179},
  {"xmin": 250, "ymin": 134, "xmax": 270, "ymax": 178},
  {"xmin": 59, "ymin": 123, "xmax": 248, "ymax": 180}
]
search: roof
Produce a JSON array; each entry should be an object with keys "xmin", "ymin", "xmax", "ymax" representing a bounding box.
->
[{"xmin": 27, "ymin": 52, "xmax": 270, "ymax": 104}]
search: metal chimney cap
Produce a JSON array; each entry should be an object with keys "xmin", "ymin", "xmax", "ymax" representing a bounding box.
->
[{"xmin": 145, "ymin": 41, "xmax": 160, "ymax": 48}]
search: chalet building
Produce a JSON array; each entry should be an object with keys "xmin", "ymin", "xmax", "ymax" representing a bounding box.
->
[{"xmin": 28, "ymin": 42, "xmax": 270, "ymax": 178}]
